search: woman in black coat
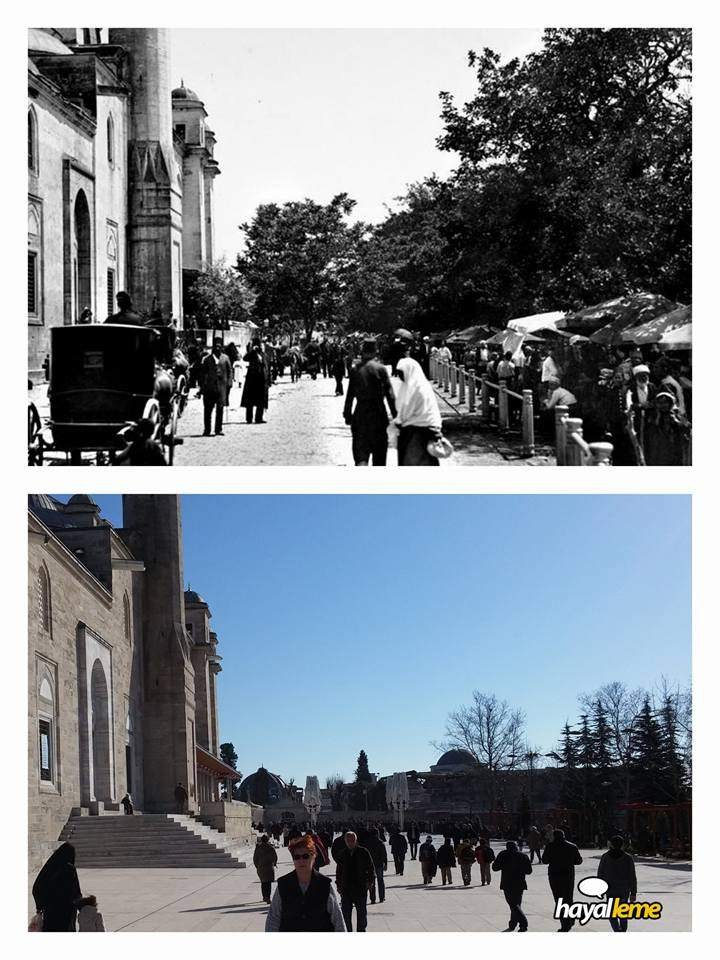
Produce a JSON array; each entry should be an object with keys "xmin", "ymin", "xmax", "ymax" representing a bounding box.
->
[{"xmin": 32, "ymin": 842, "xmax": 82, "ymax": 931}]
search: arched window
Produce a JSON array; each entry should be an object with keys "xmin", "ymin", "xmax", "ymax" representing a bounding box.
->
[
  {"xmin": 37, "ymin": 565, "xmax": 51, "ymax": 633},
  {"xmin": 106, "ymin": 114, "xmax": 115, "ymax": 166},
  {"xmin": 28, "ymin": 107, "xmax": 38, "ymax": 173},
  {"xmin": 38, "ymin": 668, "xmax": 56, "ymax": 785},
  {"xmin": 123, "ymin": 592, "xmax": 131, "ymax": 641}
]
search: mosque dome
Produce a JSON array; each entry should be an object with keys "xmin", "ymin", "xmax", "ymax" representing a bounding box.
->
[
  {"xmin": 184, "ymin": 589, "xmax": 207, "ymax": 605},
  {"xmin": 28, "ymin": 28, "xmax": 74, "ymax": 57},
  {"xmin": 172, "ymin": 83, "xmax": 201, "ymax": 102},
  {"xmin": 67, "ymin": 494, "xmax": 97, "ymax": 506},
  {"xmin": 238, "ymin": 767, "xmax": 287, "ymax": 806},
  {"xmin": 434, "ymin": 749, "xmax": 477, "ymax": 770}
]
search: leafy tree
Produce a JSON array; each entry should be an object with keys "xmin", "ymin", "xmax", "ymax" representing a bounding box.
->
[
  {"xmin": 434, "ymin": 691, "xmax": 525, "ymax": 810},
  {"xmin": 237, "ymin": 193, "xmax": 365, "ymax": 341},
  {"xmin": 188, "ymin": 261, "xmax": 255, "ymax": 330},
  {"xmin": 437, "ymin": 28, "xmax": 691, "ymax": 311}
]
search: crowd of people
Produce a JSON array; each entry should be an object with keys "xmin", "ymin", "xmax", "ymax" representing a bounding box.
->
[
  {"xmin": 437, "ymin": 335, "xmax": 692, "ymax": 465},
  {"xmin": 247, "ymin": 817, "xmax": 639, "ymax": 934}
]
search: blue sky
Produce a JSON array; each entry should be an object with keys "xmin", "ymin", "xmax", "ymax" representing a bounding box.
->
[{"xmin": 62, "ymin": 495, "xmax": 690, "ymax": 785}]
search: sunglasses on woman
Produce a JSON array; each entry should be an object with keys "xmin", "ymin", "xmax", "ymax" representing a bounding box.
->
[{"xmin": 292, "ymin": 853, "xmax": 312, "ymax": 861}]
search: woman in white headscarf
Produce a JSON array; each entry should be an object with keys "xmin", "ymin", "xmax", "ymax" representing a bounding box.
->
[{"xmin": 393, "ymin": 357, "xmax": 443, "ymax": 466}]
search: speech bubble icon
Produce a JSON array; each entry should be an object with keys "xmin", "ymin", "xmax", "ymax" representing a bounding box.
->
[{"xmin": 578, "ymin": 877, "xmax": 609, "ymax": 899}]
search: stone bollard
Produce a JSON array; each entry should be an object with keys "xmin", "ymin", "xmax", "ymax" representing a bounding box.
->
[
  {"xmin": 450, "ymin": 362, "xmax": 457, "ymax": 398},
  {"xmin": 429, "ymin": 355, "xmax": 435, "ymax": 381},
  {"xmin": 481, "ymin": 377, "xmax": 490, "ymax": 419},
  {"xmin": 554, "ymin": 405, "xmax": 569, "ymax": 465},
  {"xmin": 441, "ymin": 360, "xmax": 448, "ymax": 392},
  {"xmin": 498, "ymin": 380, "xmax": 509, "ymax": 430},
  {"xmin": 522, "ymin": 389, "xmax": 535, "ymax": 456},
  {"xmin": 458, "ymin": 365, "xmax": 466, "ymax": 405},
  {"xmin": 467, "ymin": 368, "xmax": 476, "ymax": 412},
  {"xmin": 588, "ymin": 441, "xmax": 614, "ymax": 465},
  {"xmin": 564, "ymin": 417, "xmax": 585, "ymax": 465}
]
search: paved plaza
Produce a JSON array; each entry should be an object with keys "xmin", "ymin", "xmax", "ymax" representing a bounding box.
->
[{"xmin": 65, "ymin": 837, "xmax": 690, "ymax": 933}]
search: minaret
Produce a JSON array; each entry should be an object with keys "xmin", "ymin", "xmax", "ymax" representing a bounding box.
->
[
  {"xmin": 121, "ymin": 495, "xmax": 197, "ymax": 812},
  {"xmin": 109, "ymin": 29, "xmax": 183, "ymax": 321}
]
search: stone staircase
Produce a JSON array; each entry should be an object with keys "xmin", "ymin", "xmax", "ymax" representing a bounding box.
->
[{"xmin": 59, "ymin": 814, "xmax": 248, "ymax": 869}]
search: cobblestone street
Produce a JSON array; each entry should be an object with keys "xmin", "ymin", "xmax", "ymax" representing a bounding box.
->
[
  {"xmin": 32, "ymin": 372, "xmax": 549, "ymax": 466},
  {"xmin": 67, "ymin": 838, "xmax": 690, "ymax": 932}
]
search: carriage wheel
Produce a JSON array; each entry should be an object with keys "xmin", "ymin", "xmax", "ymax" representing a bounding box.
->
[
  {"xmin": 176, "ymin": 374, "xmax": 188, "ymax": 418},
  {"xmin": 28, "ymin": 403, "xmax": 44, "ymax": 466},
  {"xmin": 141, "ymin": 399, "xmax": 162, "ymax": 442},
  {"xmin": 165, "ymin": 400, "xmax": 179, "ymax": 465}
]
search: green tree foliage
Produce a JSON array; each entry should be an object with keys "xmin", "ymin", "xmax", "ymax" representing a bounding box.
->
[
  {"xmin": 355, "ymin": 749, "xmax": 372, "ymax": 783},
  {"xmin": 236, "ymin": 194, "xmax": 365, "ymax": 341},
  {"xmin": 189, "ymin": 261, "xmax": 255, "ymax": 330},
  {"xmin": 219, "ymin": 742, "xmax": 238, "ymax": 769}
]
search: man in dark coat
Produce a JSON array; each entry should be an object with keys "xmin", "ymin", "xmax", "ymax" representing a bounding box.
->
[
  {"xmin": 389, "ymin": 829, "xmax": 408, "ymax": 874},
  {"xmin": 406, "ymin": 821, "xmax": 421, "ymax": 859},
  {"xmin": 542, "ymin": 828, "xmax": 583, "ymax": 931},
  {"xmin": 200, "ymin": 338, "xmax": 233, "ymax": 436},
  {"xmin": 32, "ymin": 842, "xmax": 82, "ymax": 931},
  {"xmin": 365, "ymin": 828, "xmax": 388, "ymax": 904},
  {"xmin": 492, "ymin": 840, "xmax": 532, "ymax": 932},
  {"xmin": 104, "ymin": 290, "xmax": 143, "ymax": 325},
  {"xmin": 343, "ymin": 340, "xmax": 397, "ymax": 466},
  {"xmin": 174, "ymin": 781, "xmax": 189, "ymax": 813},
  {"xmin": 597, "ymin": 835, "xmax": 638, "ymax": 932},
  {"xmin": 335, "ymin": 831, "xmax": 375, "ymax": 932},
  {"xmin": 437, "ymin": 837, "xmax": 457, "ymax": 885},
  {"xmin": 241, "ymin": 337, "xmax": 270, "ymax": 423}
]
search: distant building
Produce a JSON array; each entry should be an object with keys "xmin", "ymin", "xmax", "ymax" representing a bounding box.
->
[
  {"xmin": 27, "ymin": 494, "xmax": 239, "ymax": 874},
  {"xmin": 27, "ymin": 28, "xmax": 221, "ymax": 373}
]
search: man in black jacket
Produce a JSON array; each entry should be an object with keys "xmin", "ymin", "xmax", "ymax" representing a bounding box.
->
[
  {"xmin": 492, "ymin": 841, "xmax": 532, "ymax": 932},
  {"xmin": 542, "ymin": 829, "xmax": 583, "ymax": 931},
  {"xmin": 365, "ymin": 828, "xmax": 388, "ymax": 904},
  {"xmin": 342, "ymin": 340, "xmax": 397, "ymax": 466},
  {"xmin": 335, "ymin": 831, "xmax": 375, "ymax": 932},
  {"xmin": 406, "ymin": 821, "xmax": 421, "ymax": 859}
]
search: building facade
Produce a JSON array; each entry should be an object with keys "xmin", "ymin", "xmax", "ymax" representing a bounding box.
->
[
  {"xmin": 27, "ymin": 28, "xmax": 221, "ymax": 373},
  {"xmin": 27, "ymin": 494, "xmax": 237, "ymax": 874}
]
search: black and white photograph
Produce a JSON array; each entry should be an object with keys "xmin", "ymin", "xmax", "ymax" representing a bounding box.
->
[{"xmin": 26, "ymin": 27, "xmax": 691, "ymax": 466}]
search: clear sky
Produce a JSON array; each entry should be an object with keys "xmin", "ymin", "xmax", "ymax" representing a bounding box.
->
[
  {"xmin": 66, "ymin": 495, "xmax": 691, "ymax": 787},
  {"xmin": 169, "ymin": 28, "xmax": 544, "ymax": 262}
]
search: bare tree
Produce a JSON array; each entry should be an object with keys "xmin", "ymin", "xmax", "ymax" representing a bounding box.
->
[{"xmin": 433, "ymin": 691, "xmax": 526, "ymax": 810}]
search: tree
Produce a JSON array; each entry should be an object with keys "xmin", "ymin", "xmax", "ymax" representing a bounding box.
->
[
  {"xmin": 437, "ymin": 29, "xmax": 691, "ymax": 310},
  {"xmin": 434, "ymin": 691, "xmax": 525, "ymax": 810},
  {"xmin": 188, "ymin": 260, "xmax": 255, "ymax": 330},
  {"xmin": 580, "ymin": 681, "xmax": 645, "ymax": 803},
  {"xmin": 355, "ymin": 750, "xmax": 372, "ymax": 783},
  {"xmin": 237, "ymin": 193, "xmax": 365, "ymax": 341},
  {"xmin": 219, "ymin": 742, "xmax": 238, "ymax": 769},
  {"xmin": 326, "ymin": 774, "xmax": 346, "ymax": 812},
  {"xmin": 629, "ymin": 696, "xmax": 667, "ymax": 803}
]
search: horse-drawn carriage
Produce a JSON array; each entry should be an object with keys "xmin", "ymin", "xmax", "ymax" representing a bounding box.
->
[{"xmin": 29, "ymin": 324, "xmax": 189, "ymax": 465}]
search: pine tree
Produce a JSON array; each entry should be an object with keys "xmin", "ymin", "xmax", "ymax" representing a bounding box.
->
[
  {"xmin": 553, "ymin": 722, "xmax": 582, "ymax": 809},
  {"xmin": 355, "ymin": 750, "xmax": 372, "ymax": 783},
  {"xmin": 658, "ymin": 694, "xmax": 688, "ymax": 802},
  {"xmin": 591, "ymin": 700, "xmax": 614, "ymax": 774},
  {"xmin": 629, "ymin": 697, "xmax": 666, "ymax": 803}
]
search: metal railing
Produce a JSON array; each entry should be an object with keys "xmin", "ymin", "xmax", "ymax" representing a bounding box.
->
[{"xmin": 429, "ymin": 356, "xmax": 613, "ymax": 465}]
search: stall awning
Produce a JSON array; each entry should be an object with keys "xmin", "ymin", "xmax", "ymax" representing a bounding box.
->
[
  {"xmin": 621, "ymin": 305, "xmax": 691, "ymax": 347},
  {"xmin": 196, "ymin": 744, "xmax": 242, "ymax": 780},
  {"xmin": 506, "ymin": 311, "xmax": 567, "ymax": 335}
]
